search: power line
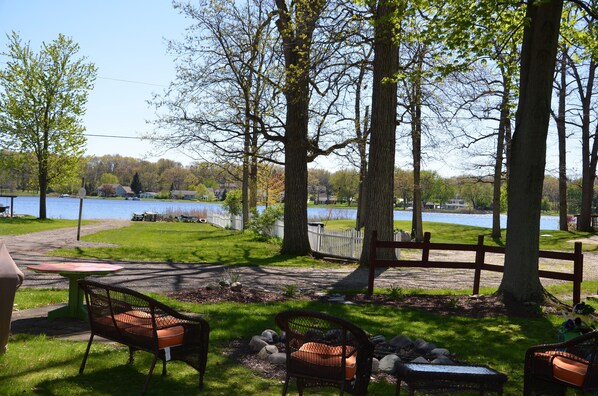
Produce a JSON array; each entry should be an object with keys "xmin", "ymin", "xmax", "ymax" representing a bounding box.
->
[
  {"xmin": 84, "ymin": 133, "xmax": 144, "ymax": 140},
  {"xmin": 98, "ymin": 76, "xmax": 166, "ymax": 87},
  {"xmin": 0, "ymin": 63, "xmax": 167, "ymax": 87}
]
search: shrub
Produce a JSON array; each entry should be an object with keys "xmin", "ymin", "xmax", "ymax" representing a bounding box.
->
[
  {"xmin": 248, "ymin": 205, "xmax": 283, "ymax": 240},
  {"xmin": 223, "ymin": 189, "xmax": 242, "ymax": 216}
]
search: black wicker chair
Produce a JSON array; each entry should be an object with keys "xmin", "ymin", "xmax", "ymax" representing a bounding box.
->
[
  {"xmin": 524, "ymin": 330, "xmax": 597, "ymax": 395},
  {"xmin": 78, "ymin": 280, "xmax": 210, "ymax": 395},
  {"xmin": 275, "ymin": 309, "xmax": 374, "ymax": 396}
]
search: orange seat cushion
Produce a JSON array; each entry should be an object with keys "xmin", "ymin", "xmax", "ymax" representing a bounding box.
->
[
  {"xmin": 552, "ymin": 356, "xmax": 589, "ymax": 387},
  {"xmin": 96, "ymin": 310, "xmax": 185, "ymax": 349},
  {"xmin": 291, "ymin": 342, "xmax": 357, "ymax": 380}
]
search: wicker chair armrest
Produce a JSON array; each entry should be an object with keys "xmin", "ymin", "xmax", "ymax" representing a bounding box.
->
[
  {"xmin": 150, "ymin": 301, "xmax": 208, "ymax": 327},
  {"xmin": 526, "ymin": 331, "xmax": 597, "ymax": 352},
  {"xmin": 525, "ymin": 330, "xmax": 598, "ymax": 366}
]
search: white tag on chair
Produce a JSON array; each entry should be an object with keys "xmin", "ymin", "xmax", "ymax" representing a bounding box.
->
[{"xmin": 165, "ymin": 347, "xmax": 171, "ymax": 361}]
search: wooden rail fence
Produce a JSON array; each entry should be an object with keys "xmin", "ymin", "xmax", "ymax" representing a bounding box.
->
[{"xmin": 368, "ymin": 231, "xmax": 585, "ymax": 304}]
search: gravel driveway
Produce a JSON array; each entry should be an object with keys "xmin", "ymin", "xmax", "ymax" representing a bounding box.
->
[{"xmin": 3, "ymin": 220, "xmax": 597, "ymax": 296}]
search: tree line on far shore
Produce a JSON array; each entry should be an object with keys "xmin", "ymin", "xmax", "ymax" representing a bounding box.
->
[{"xmin": 0, "ymin": 152, "xmax": 588, "ymax": 220}]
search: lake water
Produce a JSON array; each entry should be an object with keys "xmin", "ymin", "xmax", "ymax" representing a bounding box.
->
[{"xmin": 2, "ymin": 195, "xmax": 560, "ymax": 230}]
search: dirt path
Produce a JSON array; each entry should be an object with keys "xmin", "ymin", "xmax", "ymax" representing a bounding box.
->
[{"xmin": 3, "ymin": 220, "xmax": 597, "ymax": 296}]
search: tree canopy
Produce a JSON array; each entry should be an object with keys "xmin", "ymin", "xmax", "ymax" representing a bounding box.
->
[{"xmin": 0, "ymin": 32, "xmax": 96, "ymax": 218}]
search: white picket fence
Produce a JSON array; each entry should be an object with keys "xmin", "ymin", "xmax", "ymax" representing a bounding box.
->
[{"xmin": 205, "ymin": 211, "xmax": 405, "ymax": 260}]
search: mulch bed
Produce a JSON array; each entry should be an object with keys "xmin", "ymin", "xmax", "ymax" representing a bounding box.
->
[{"xmin": 167, "ymin": 286, "xmax": 540, "ymax": 318}]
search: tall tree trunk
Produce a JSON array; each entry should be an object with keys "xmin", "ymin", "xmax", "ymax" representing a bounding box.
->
[
  {"xmin": 249, "ymin": 137, "xmax": 258, "ymax": 210},
  {"xmin": 242, "ymin": 124, "xmax": 250, "ymax": 229},
  {"xmin": 276, "ymin": 0, "xmax": 323, "ymax": 255},
  {"xmin": 282, "ymin": 105, "xmax": 310, "ymax": 254},
  {"xmin": 577, "ymin": 60, "xmax": 597, "ymax": 231},
  {"xmin": 38, "ymin": 167, "xmax": 47, "ymax": 220},
  {"xmin": 355, "ymin": 61, "xmax": 369, "ymax": 231},
  {"xmin": 504, "ymin": 110, "xmax": 513, "ymax": 183},
  {"xmin": 492, "ymin": 89, "xmax": 509, "ymax": 239},
  {"xmin": 556, "ymin": 46, "xmax": 568, "ymax": 231},
  {"xmin": 360, "ymin": 0, "xmax": 399, "ymax": 264},
  {"xmin": 356, "ymin": 108, "xmax": 369, "ymax": 231},
  {"xmin": 410, "ymin": 49, "xmax": 424, "ymax": 243},
  {"xmin": 499, "ymin": 0, "xmax": 563, "ymax": 304},
  {"xmin": 411, "ymin": 107, "xmax": 423, "ymax": 242}
]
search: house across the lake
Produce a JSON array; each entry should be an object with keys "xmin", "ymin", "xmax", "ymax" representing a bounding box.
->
[
  {"xmin": 170, "ymin": 190, "xmax": 197, "ymax": 200},
  {"xmin": 139, "ymin": 192, "xmax": 158, "ymax": 199},
  {"xmin": 97, "ymin": 184, "xmax": 135, "ymax": 198}
]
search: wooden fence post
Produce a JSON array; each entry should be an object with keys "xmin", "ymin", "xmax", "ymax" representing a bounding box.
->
[
  {"xmin": 473, "ymin": 235, "xmax": 485, "ymax": 295},
  {"xmin": 573, "ymin": 242, "xmax": 583, "ymax": 305},
  {"xmin": 367, "ymin": 231, "xmax": 378, "ymax": 295},
  {"xmin": 422, "ymin": 232, "xmax": 431, "ymax": 264}
]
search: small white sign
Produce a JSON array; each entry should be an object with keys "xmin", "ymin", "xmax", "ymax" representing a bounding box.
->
[{"xmin": 78, "ymin": 187, "xmax": 86, "ymax": 198}]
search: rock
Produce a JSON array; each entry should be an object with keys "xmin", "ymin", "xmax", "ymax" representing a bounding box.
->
[
  {"xmin": 268, "ymin": 352, "xmax": 287, "ymax": 366},
  {"xmin": 431, "ymin": 356, "xmax": 454, "ymax": 365},
  {"xmin": 379, "ymin": 354, "xmax": 401, "ymax": 374},
  {"xmin": 219, "ymin": 280, "xmax": 231, "ymax": 288},
  {"xmin": 328, "ymin": 295, "xmax": 345, "ymax": 303},
  {"xmin": 370, "ymin": 335, "xmax": 386, "ymax": 345},
  {"xmin": 371, "ymin": 358, "xmax": 380, "ymax": 374},
  {"xmin": 398, "ymin": 230, "xmax": 411, "ymax": 242},
  {"xmin": 261, "ymin": 329, "xmax": 279, "ymax": 343},
  {"xmin": 230, "ymin": 281, "xmax": 242, "ymax": 292},
  {"xmin": 410, "ymin": 356, "xmax": 429, "ymax": 363},
  {"xmin": 389, "ymin": 335, "xmax": 413, "ymax": 349},
  {"xmin": 413, "ymin": 338, "xmax": 426, "ymax": 349},
  {"xmin": 413, "ymin": 339, "xmax": 436, "ymax": 354},
  {"xmin": 258, "ymin": 345, "xmax": 278, "ymax": 359},
  {"xmin": 374, "ymin": 342, "xmax": 397, "ymax": 358},
  {"xmin": 430, "ymin": 348, "xmax": 450, "ymax": 357},
  {"xmin": 249, "ymin": 335, "xmax": 268, "ymax": 352}
]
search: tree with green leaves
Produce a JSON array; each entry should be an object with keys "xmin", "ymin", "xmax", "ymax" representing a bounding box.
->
[
  {"xmin": 330, "ymin": 169, "xmax": 360, "ymax": 205},
  {"xmin": 0, "ymin": 32, "xmax": 96, "ymax": 219},
  {"xmin": 130, "ymin": 172, "xmax": 142, "ymax": 196}
]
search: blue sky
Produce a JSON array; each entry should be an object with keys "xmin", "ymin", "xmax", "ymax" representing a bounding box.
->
[
  {"xmin": 0, "ymin": 1, "xmax": 579, "ymax": 178},
  {"xmin": 0, "ymin": 0, "xmax": 192, "ymax": 164}
]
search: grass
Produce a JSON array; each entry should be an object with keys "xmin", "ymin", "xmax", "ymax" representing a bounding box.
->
[
  {"xmin": 3, "ymin": 288, "xmax": 572, "ymax": 395},
  {"xmin": 49, "ymin": 220, "xmax": 598, "ymax": 269},
  {"xmin": 52, "ymin": 222, "xmax": 326, "ymax": 267},
  {"xmin": 0, "ymin": 217, "xmax": 91, "ymax": 236},
  {"xmin": 7, "ymin": 217, "xmax": 596, "ymax": 393},
  {"xmin": 13, "ymin": 289, "xmax": 68, "ymax": 310},
  {"xmin": 324, "ymin": 219, "xmax": 598, "ymax": 252}
]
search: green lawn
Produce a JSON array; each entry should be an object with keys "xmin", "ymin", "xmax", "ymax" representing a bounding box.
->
[
  {"xmin": 7, "ymin": 212, "xmax": 596, "ymax": 394},
  {"xmin": 52, "ymin": 222, "xmax": 325, "ymax": 267},
  {"xmin": 50, "ymin": 219, "xmax": 598, "ymax": 268},
  {"xmin": 323, "ymin": 219, "xmax": 598, "ymax": 252},
  {"xmin": 0, "ymin": 217, "xmax": 90, "ymax": 236},
  {"xmin": 3, "ymin": 288, "xmax": 570, "ymax": 395}
]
